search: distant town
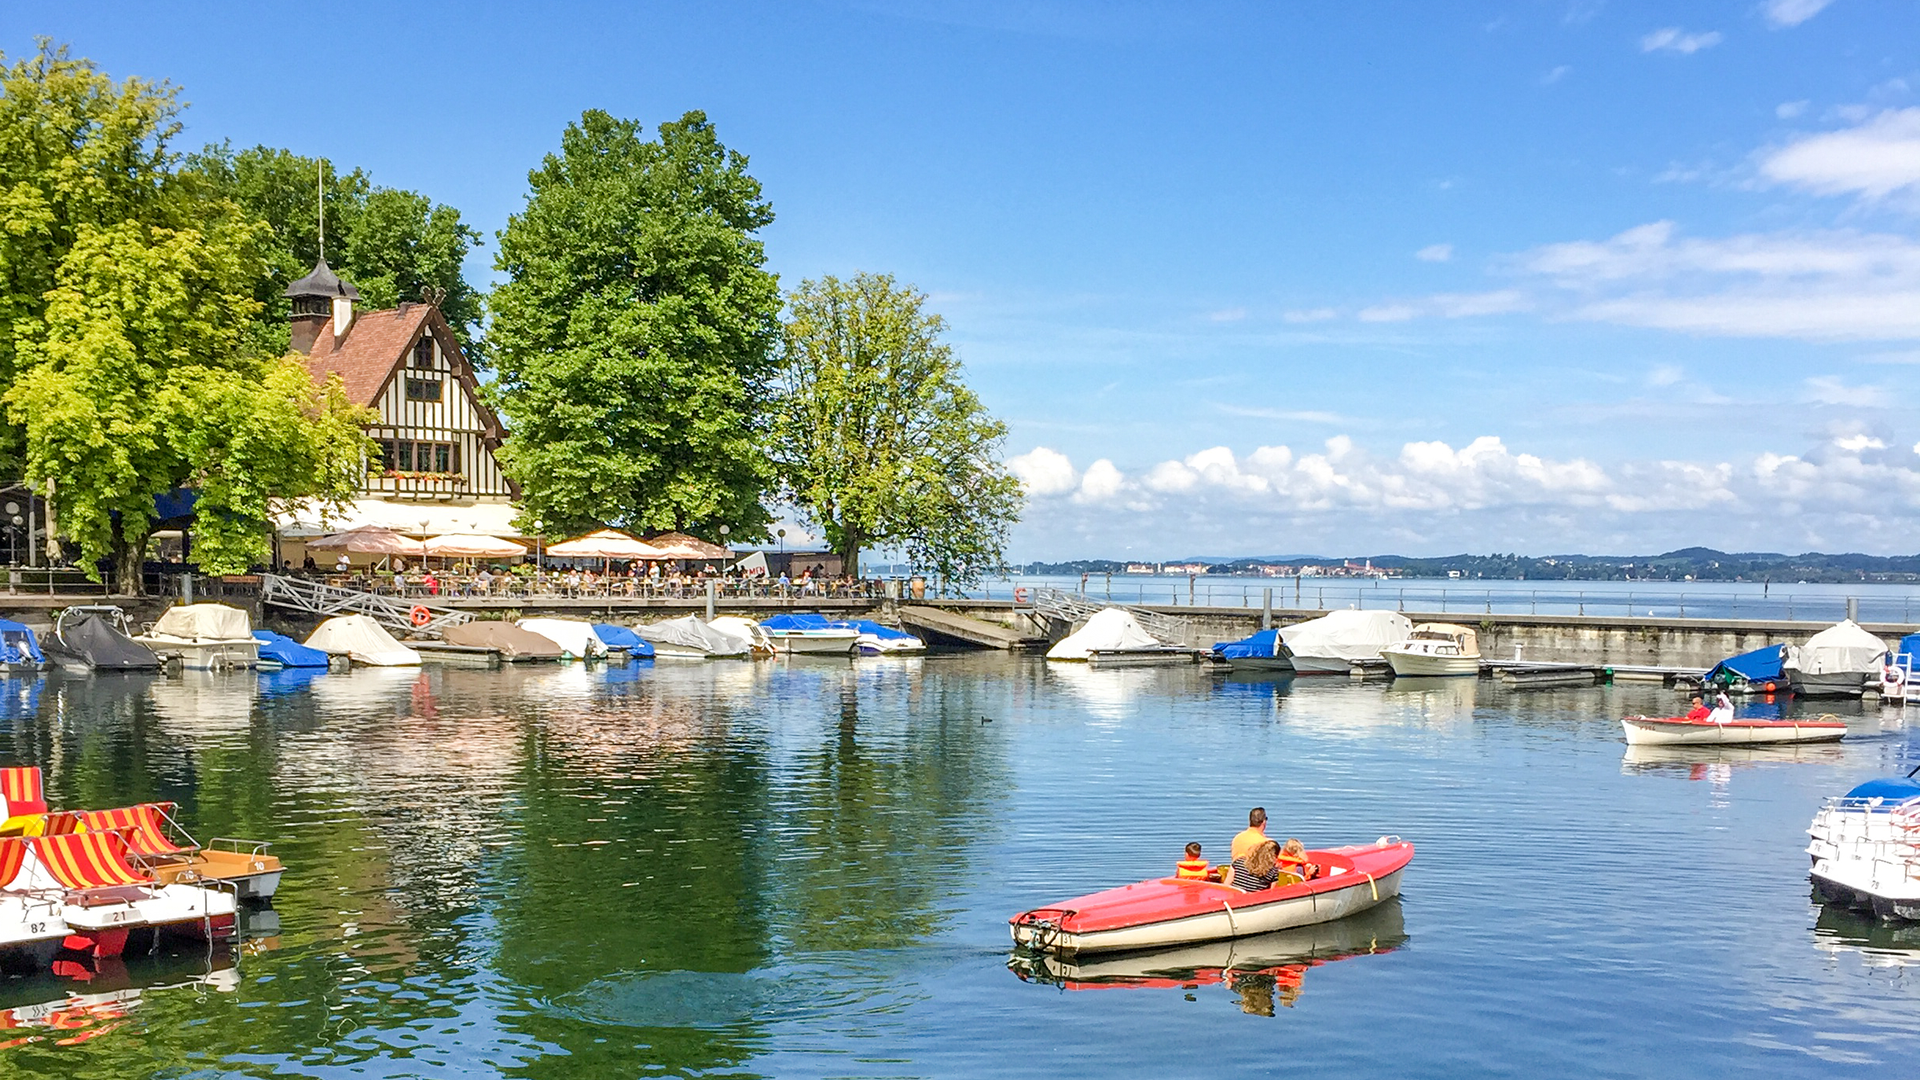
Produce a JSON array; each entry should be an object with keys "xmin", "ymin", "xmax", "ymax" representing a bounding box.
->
[{"xmin": 1013, "ymin": 548, "xmax": 1920, "ymax": 585}]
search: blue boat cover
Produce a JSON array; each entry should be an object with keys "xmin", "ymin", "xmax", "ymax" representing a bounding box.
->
[
  {"xmin": 592, "ymin": 623, "xmax": 655, "ymax": 658},
  {"xmin": 1896, "ymin": 633, "xmax": 1920, "ymax": 665},
  {"xmin": 0, "ymin": 620, "xmax": 44, "ymax": 666},
  {"xmin": 1843, "ymin": 777, "xmax": 1920, "ymax": 803},
  {"xmin": 1213, "ymin": 628, "xmax": 1282, "ymax": 660},
  {"xmin": 258, "ymin": 665, "xmax": 329, "ymax": 696},
  {"xmin": 761, "ymin": 613, "xmax": 833, "ymax": 631},
  {"xmin": 1703, "ymin": 643, "xmax": 1786, "ymax": 684},
  {"xmin": 840, "ymin": 619, "xmax": 917, "ymax": 641},
  {"xmin": 253, "ymin": 629, "xmax": 331, "ymax": 668}
]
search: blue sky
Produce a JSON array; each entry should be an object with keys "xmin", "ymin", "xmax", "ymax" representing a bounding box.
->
[{"xmin": 10, "ymin": 1, "xmax": 1920, "ymax": 558}]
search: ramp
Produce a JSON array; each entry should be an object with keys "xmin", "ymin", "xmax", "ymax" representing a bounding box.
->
[
  {"xmin": 261, "ymin": 574, "xmax": 471, "ymax": 637},
  {"xmin": 899, "ymin": 605, "xmax": 1048, "ymax": 651}
]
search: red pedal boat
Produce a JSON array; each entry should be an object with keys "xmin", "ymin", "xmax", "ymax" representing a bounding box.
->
[{"xmin": 1010, "ymin": 837, "xmax": 1414, "ymax": 956}]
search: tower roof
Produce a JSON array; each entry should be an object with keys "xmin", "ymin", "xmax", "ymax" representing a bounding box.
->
[{"xmin": 284, "ymin": 258, "xmax": 361, "ymax": 301}]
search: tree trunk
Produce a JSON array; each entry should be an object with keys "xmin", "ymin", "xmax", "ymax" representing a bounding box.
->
[
  {"xmin": 110, "ymin": 515, "xmax": 144, "ymax": 597},
  {"xmin": 41, "ymin": 478, "xmax": 61, "ymax": 564},
  {"xmin": 840, "ymin": 524, "xmax": 861, "ymax": 580}
]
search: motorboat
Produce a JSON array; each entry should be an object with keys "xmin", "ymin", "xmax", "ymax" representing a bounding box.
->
[
  {"xmin": 438, "ymin": 621, "xmax": 562, "ymax": 662},
  {"xmin": 1807, "ymin": 775, "xmax": 1920, "ymax": 920},
  {"xmin": 1788, "ymin": 620, "xmax": 1889, "ymax": 698},
  {"xmin": 708, "ymin": 617, "xmax": 776, "ymax": 657},
  {"xmin": 133, "ymin": 603, "xmax": 259, "ymax": 670},
  {"xmin": 841, "ymin": 619, "xmax": 926, "ymax": 655},
  {"xmin": 1008, "ymin": 897, "xmax": 1405, "ymax": 1005},
  {"xmin": 41, "ymin": 607, "xmax": 160, "ymax": 672},
  {"xmin": 0, "ymin": 621, "xmax": 46, "ymax": 675},
  {"xmin": 590, "ymin": 623, "xmax": 656, "ymax": 661},
  {"xmin": 1380, "ymin": 623, "xmax": 1480, "ymax": 678},
  {"xmin": 759, "ymin": 614, "xmax": 859, "ymax": 656},
  {"xmin": 636, "ymin": 616, "xmax": 752, "ymax": 660},
  {"xmin": 516, "ymin": 618, "xmax": 607, "ymax": 661},
  {"xmin": 1211, "ymin": 628, "xmax": 1294, "ymax": 672},
  {"xmin": 1279, "ymin": 610, "xmax": 1413, "ymax": 675},
  {"xmin": 305, "ymin": 615, "xmax": 421, "ymax": 667},
  {"xmin": 1621, "ymin": 713, "xmax": 1846, "ymax": 746},
  {"xmin": 1009, "ymin": 837, "xmax": 1413, "ymax": 956},
  {"xmin": 1047, "ymin": 608, "xmax": 1187, "ymax": 664},
  {"xmin": 251, "ymin": 629, "xmax": 331, "ymax": 669},
  {"xmin": 1701, "ymin": 644, "xmax": 1791, "ymax": 696}
]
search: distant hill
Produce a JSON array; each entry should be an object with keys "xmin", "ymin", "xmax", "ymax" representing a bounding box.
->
[{"xmin": 1013, "ymin": 549, "xmax": 1920, "ymax": 583}]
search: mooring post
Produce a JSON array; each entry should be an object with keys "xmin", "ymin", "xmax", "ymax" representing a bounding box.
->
[
  {"xmin": 1262, "ymin": 588, "xmax": 1272, "ymax": 629},
  {"xmin": 706, "ymin": 578, "xmax": 716, "ymax": 621},
  {"xmin": 1847, "ymin": 596, "xmax": 1858, "ymax": 622}
]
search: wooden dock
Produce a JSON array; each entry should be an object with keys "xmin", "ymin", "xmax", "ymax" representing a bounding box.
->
[
  {"xmin": 898, "ymin": 605, "xmax": 1048, "ymax": 651},
  {"xmin": 1481, "ymin": 659, "xmax": 1701, "ymax": 689}
]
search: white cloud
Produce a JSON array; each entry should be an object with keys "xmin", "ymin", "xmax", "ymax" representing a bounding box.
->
[
  {"xmin": 1207, "ymin": 307, "xmax": 1247, "ymax": 322},
  {"xmin": 1640, "ymin": 27, "xmax": 1723, "ymax": 54},
  {"xmin": 1763, "ymin": 0, "xmax": 1834, "ymax": 28},
  {"xmin": 1008, "ymin": 446, "xmax": 1077, "ymax": 496},
  {"xmin": 1777, "ymin": 100, "xmax": 1810, "ymax": 119},
  {"xmin": 1804, "ymin": 375, "xmax": 1888, "ymax": 406},
  {"xmin": 1759, "ymin": 107, "xmax": 1920, "ymax": 200},
  {"xmin": 1357, "ymin": 303, "xmax": 1418, "ymax": 323},
  {"xmin": 1648, "ymin": 364, "xmax": 1684, "ymax": 386},
  {"xmin": 1835, "ymin": 434, "xmax": 1887, "ymax": 452},
  {"xmin": 1282, "ymin": 307, "xmax": 1338, "ymax": 323},
  {"xmin": 1077, "ymin": 459, "xmax": 1125, "ymax": 502},
  {"xmin": 1542, "ymin": 65, "xmax": 1572, "ymax": 86},
  {"xmin": 1416, "ymin": 243, "xmax": 1454, "ymax": 262},
  {"xmin": 1356, "ymin": 290, "xmax": 1529, "ymax": 323}
]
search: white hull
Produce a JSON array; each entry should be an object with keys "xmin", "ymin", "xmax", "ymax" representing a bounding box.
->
[
  {"xmin": 60, "ymin": 882, "xmax": 235, "ymax": 934},
  {"xmin": 1808, "ymin": 803, "xmax": 1920, "ymax": 919},
  {"xmin": 1288, "ymin": 654, "xmax": 1354, "ymax": 675},
  {"xmin": 1382, "ymin": 651, "xmax": 1479, "ymax": 677},
  {"xmin": 1792, "ymin": 670, "xmax": 1871, "ymax": 697},
  {"xmin": 857, "ymin": 636, "xmax": 926, "ymax": 655},
  {"xmin": 1011, "ymin": 868, "xmax": 1403, "ymax": 955},
  {"xmin": 1621, "ymin": 716, "xmax": 1845, "ymax": 746},
  {"xmin": 132, "ymin": 638, "xmax": 259, "ymax": 670},
  {"xmin": 770, "ymin": 631, "xmax": 858, "ymax": 656},
  {"xmin": 0, "ymin": 892, "xmax": 69, "ymax": 953}
]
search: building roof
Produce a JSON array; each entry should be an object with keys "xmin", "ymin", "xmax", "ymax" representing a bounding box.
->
[
  {"xmin": 303, "ymin": 303, "xmax": 434, "ymax": 406},
  {"xmin": 285, "ymin": 258, "xmax": 361, "ymax": 300}
]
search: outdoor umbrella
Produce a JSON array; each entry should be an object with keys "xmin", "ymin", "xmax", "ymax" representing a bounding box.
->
[
  {"xmin": 306, "ymin": 526, "xmax": 427, "ymax": 557},
  {"xmin": 545, "ymin": 529, "xmax": 667, "ymax": 559},
  {"xmin": 424, "ymin": 533, "xmax": 529, "ymax": 558},
  {"xmin": 644, "ymin": 532, "xmax": 730, "ymax": 560}
]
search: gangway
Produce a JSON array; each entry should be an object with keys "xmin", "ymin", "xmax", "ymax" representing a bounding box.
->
[
  {"xmin": 1025, "ymin": 587, "xmax": 1192, "ymax": 645},
  {"xmin": 260, "ymin": 574, "xmax": 471, "ymax": 637}
]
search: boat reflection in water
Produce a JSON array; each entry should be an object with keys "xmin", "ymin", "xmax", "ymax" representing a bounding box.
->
[
  {"xmin": 1812, "ymin": 902, "xmax": 1920, "ymax": 970},
  {"xmin": 1620, "ymin": 741, "xmax": 1847, "ymax": 777},
  {"xmin": 0, "ymin": 944, "xmax": 237, "ymax": 1049},
  {"xmin": 1008, "ymin": 898, "xmax": 1406, "ymax": 1015}
]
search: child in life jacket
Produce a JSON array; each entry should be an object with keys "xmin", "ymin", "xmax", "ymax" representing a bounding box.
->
[
  {"xmin": 1175, "ymin": 842, "xmax": 1212, "ymax": 880},
  {"xmin": 1277, "ymin": 838, "xmax": 1319, "ymax": 881}
]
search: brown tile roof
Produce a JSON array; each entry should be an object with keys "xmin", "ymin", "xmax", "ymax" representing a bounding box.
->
[{"xmin": 302, "ymin": 304, "xmax": 431, "ymax": 406}]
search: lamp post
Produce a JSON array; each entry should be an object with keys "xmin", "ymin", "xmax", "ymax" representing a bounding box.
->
[{"xmin": 532, "ymin": 519, "xmax": 544, "ymax": 572}]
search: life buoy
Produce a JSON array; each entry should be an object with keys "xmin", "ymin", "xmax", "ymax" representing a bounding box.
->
[
  {"xmin": 1886, "ymin": 665, "xmax": 1907, "ymax": 689},
  {"xmin": 1013, "ymin": 587, "xmax": 1030, "ymax": 603},
  {"xmin": 409, "ymin": 606, "xmax": 431, "ymax": 627}
]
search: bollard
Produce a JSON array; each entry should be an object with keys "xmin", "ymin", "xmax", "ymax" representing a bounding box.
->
[
  {"xmin": 1262, "ymin": 588, "xmax": 1272, "ymax": 630},
  {"xmin": 1847, "ymin": 596, "xmax": 1858, "ymax": 622},
  {"xmin": 706, "ymin": 578, "xmax": 716, "ymax": 621}
]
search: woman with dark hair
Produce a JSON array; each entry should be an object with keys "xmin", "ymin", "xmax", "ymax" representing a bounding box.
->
[{"xmin": 1231, "ymin": 839, "xmax": 1282, "ymax": 891}]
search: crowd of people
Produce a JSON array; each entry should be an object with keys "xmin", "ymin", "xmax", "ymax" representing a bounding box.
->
[
  {"xmin": 281, "ymin": 553, "xmax": 891, "ymax": 601},
  {"xmin": 1175, "ymin": 807, "xmax": 1321, "ymax": 892}
]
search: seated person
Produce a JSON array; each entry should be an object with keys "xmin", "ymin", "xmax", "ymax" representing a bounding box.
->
[
  {"xmin": 1230, "ymin": 839, "xmax": 1282, "ymax": 892},
  {"xmin": 1684, "ymin": 696, "xmax": 1711, "ymax": 721},
  {"xmin": 1277, "ymin": 838, "xmax": 1319, "ymax": 881},
  {"xmin": 1175, "ymin": 841, "xmax": 1211, "ymax": 880}
]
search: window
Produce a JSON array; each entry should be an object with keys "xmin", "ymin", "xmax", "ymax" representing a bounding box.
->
[
  {"xmin": 405, "ymin": 377, "xmax": 443, "ymax": 402},
  {"xmin": 412, "ymin": 337, "xmax": 434, "ymax": 367},
  {"xmin": 376, "ymin": 440, "xmax": 462, "ymax": 477}
]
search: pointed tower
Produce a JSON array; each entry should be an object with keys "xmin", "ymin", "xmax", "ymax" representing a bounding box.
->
[{"xmin": 285, "ymin": 259, "xmax": 360, "ymax": 354}]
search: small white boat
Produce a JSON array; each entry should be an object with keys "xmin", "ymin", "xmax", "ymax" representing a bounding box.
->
[
  {"xmin": 1280, "ymin": 610, "xmax": 1413, "ymax": 675},
  {"xmin": 133, "ymin": 603, "xmax": 259, "ymax": 670},
  {"xmin": 1808, "ymin": 777, "xmax": 1920, "ymax": 920},
  {"xmin": 759, "ymin": 615, "xmax": 858, "ymax": 656},
  {"xmin": 1620, "ymin": 713, "xmax": 1846, "ymax": 746},
  {"xmin": 10, "ymin": 832, "xmax": 235, "ymax": 961},
  {"xmin": 637, "ymin": 616, "xmax": 752, "ymax": 660},
  {"xmin": 1380, "ymin": 623, "xmax": 1480, "ymax": 677},
  {"xmin": 305, "ymin": 615, "xmax": 421, "ymax": 667},
  {"xmin": 841, "ymin": 619, "xmax": 926, "ymax": 656},
  {"xmin": 708, "ymin": 617, "xmax": 776, "ymax": 657},
  {"xmin": 1047, "ymin": 608, "xmax": 1167, "ymax": 662},
  {"xmin": 516, "ymin": 618, "xmax": 607, "ymax": 661}
]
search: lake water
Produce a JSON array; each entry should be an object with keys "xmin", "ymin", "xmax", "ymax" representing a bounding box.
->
[{"xmin": 3, "ymin": 655, "xmax": 1919, "ymax": 1078}]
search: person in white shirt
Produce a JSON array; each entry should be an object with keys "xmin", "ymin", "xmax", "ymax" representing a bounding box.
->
[{"xmin": 1707, "ymin": 691, "xmax": 1735, "ymax": 724}]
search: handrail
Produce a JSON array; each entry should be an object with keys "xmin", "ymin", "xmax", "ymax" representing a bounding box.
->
[{"xmin": 260, "ymin": 573, "xmax": 471, "ymax": 637}]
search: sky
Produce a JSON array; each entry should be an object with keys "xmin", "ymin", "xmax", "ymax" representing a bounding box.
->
[{"xmin": 8, "ymin": 0, "xmax": 1920, "ymax": 560}]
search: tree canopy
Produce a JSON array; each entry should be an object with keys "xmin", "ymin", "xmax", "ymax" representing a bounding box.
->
[
  {"xmin": 487, "ymin": 109, "xmax": 782, "ymax": 541},
  {"xmin": 774, "ymin": 273, "xmax": 1022, "ymax": 584}
]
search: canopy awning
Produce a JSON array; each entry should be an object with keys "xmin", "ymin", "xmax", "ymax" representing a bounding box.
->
[
  {"xmin": 645, "ymin": 532, "xmax": 730, "ymax": 560},
  {"xmin": 305, "ymin": 526, "xmax": 427, "ymax": 556},
  {"xmin": 545, "ymin": 529, "xmax": 667, "ymax": 559},
  {"xmin": 424, "ymin": 533, "xmax": 528, "ymax": 558},
  {"xmin": 276, "ymin": 498, "xmax": 523, "ymax": 540}
]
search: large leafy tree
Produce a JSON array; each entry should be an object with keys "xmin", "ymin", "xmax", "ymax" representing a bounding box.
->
[
  {"xmin": 183, "ymin": 145, "xmax": 485, "ymax": 352},
  {"xmin": 487, "ymin": 109, "xmax": 781, "ymax": 541},
  {"xmin": 774, "ymin": 273, "xmax": 1022, "ymax": 584}
]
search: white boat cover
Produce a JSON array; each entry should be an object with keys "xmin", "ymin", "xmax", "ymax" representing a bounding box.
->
[
  {"xmin": 305, "ymin": 615, "xmax": 421, "ymax": 666},
  {"xmin": 1047, "ymin": 608, "xmax": 1162, "ymax": 660},
  {"xmin": 708, "ymin": 616, "xmax": 774, "ymax": 652},
  {"xmin": 637, "ymin": 615, "xmax": 752, "ymax": 658},
  {"xmin": 1790, "ymin": 620, "xmax": 1889, "ymax": 675},
  {"xmin": 516, "ymin": 618, "xmax": 607, "ymax": 659},
  {"xmin": 1280, "ymin": 610, "xmax": 1413, "ymax": 663},
  {"xmin": 147, "ymin": 603, "xmax": 252, "ymax": 642}
]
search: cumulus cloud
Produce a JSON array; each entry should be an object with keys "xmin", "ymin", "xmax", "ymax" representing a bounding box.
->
[
  {"xmin": 1541, "ymin": 65, "xmax": 1572, "ymax": 86},
  {"xmin": 1416, "ymin": 243, "xmax": 1454, "ymax": 262},
  {"xmin": 1763, "ymin": 0, "xmax": 1834, "ymax": 28},
  {"xmin": 1759, "ymin": 107, "xmax": 1920, "ymax": 201},
  {"xmin": 1357, "ymin": 290, "xmax": 1528, "ymax": 323},
  {"xmin": 1640, "ymin": 27, "xmax": 1722, "ymax": 54},
  {"xmin": 1008, "ymin": 446, "xmax": 1077, "ymax": 497},
  {"xmin": 1776, "ymin": 100, "xmax": 1810, "ymax": 119},
  {"xmin": 1282, "ymin": 307, "xmax": 1338, "ymax": 323}
]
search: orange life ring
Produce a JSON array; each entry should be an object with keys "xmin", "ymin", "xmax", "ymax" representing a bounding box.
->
[
  {"xmin": 1013, "ymin": 587, "xmax": 1030, "ymax": 603},
  {"xmin": 409, "ymin": 606, "xmax": 431, "ymax": 627}
]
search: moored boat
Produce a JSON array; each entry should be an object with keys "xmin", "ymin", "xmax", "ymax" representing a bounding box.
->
[
  {"xmin": 590, "ymin": 623, "xmax": 656, "ymax": 661},
  {"xmin": 132, "ymin": 603, "xmax": 259, "ymax": 670},
  {"xmin": 1702, "ymin": 643, "xmax": 1792, "ymax": 696},
  {"xmin": 41, "ymin": 607, "xmax": 160, "ymax": 673},
  {"xmin": 515, "ymin": 618, "xmax": 606, "ymax": 661},
  {"xmin": 759, "ymin": 614, "xmax": 859, "ymax": 656},
  {"xmin": 1278, "ymin": 610, "xmax": 1412, "ymax": 675},
  {"xmin": 1787, "ymin": 620, "xmax": 1889, "ymax": 698},
  {"xmin": 637, "ymin": 616, "xmax": 752, "ymax": 659},
  {"xmin": 0, "ymin": 621, "xmax": 46, "ymax": 675},
  {"xmin": 1380, "ymin": 622, "xmax": 1480, "ymax": 677},
  {"xmin": 305, "ymin": 615, "xmax": 421, "ymax": 667},
  {"xmin": 1010, "ymin": 837, "xmax": 1413, "ymax": 956},
  {"xmin": 708, "ymin": 617, "xmax": 776, "ymax": 657},
  {"xmin": 1211, "ymin": 628, "xmax": 1294, "ymax": 672},
  {"xmin": 15, "ymin": 831, "xmax": 234, "ymax": 960},
  {"xmin": 1621, "ymin": 713, "xmax": 1846, "ymax": 746},
  {"xmin": 1807, "ymin": 776, "xmax": 1920, "ymax": 920}
]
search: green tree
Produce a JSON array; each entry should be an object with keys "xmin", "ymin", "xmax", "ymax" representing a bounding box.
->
[
  {"xmin": 774, "ymin": 273, "xmax": 1022, "ymax": 584},
  {"xmin": 183, "ymin": 144, "xmax": 485, "ymax": 351},
  {"xmin": 487, "ymin": 109, "xmax": 781, "ymax": 541}
]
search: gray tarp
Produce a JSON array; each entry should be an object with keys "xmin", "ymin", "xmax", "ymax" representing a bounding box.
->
[{"xmin": 442, "ymin": 622, "xmax": 563, "ymax": 660}]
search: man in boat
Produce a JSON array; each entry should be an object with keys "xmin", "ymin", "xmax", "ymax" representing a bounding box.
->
[
  {"xmin": 1231, "ymin": 807, "xmax": 1268, "ymax": 862},
  {"xmin": 1685, "ymin": 696, "xmax": 1711, "ymax": 721}
]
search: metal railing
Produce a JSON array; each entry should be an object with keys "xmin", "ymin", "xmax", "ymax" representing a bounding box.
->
[
  {"xmin": 1028, "ymin": 587, "xmax": 1191, "ymax": 644},
  {"xmin": 260, "ymin": 574, "xmax": 471, "ymax": 637}
]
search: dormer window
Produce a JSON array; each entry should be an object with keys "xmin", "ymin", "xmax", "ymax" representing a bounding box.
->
[
  {"xmin": 412, "ymin": 337, "xmax": 434, "ymax": 368},
  {"xmin": 292, "ymin": 295, "xmax": 330, "ymax": 317}
]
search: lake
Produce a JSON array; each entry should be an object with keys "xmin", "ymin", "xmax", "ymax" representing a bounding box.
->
[{"xmin": 1, "ymin": 655, "xmax": 1917, "ymax": 1078}]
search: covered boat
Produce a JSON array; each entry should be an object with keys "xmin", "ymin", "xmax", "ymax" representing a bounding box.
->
[
  {"xmin": 442, "ymin": 622, "xmax": 564, "ymax": 661},
  {"xmin": 0, "ymin": 620, "xmax": 45, "ymax": 673},
  {"xmin": 591, "ymin": 623, "xmax": 657, "ymax": 660},
  {"xmin": 1787, "ymin": 620, "xmax": 1888, "ymax": 697},
  {"xmin": 304, "ymin": 615, "xmax": 421, "ymax": 667},
  {"xmin": 1380, "ymin": 623, "xmax": 1480, "ymax": 677},
  {"xmin": 1047, "ymin": 608, "xmax": 1197, "ymax": 665},
  {"xmin": 637, "ymin": 616, "xmax": 752, "ymax": 659},
  {"xmin": 1808, "ymin": 776, "xmax": 1920, "ymax": 920},
  {"xmin": 1279, "ymin": 610, "xmax": 1413, "ymax": 674},
  {"xmin": 1703, "ymin": 643, "xmax": 1790, "ymax": 695},
  {"xmin": 759, "ymin": 614, "xmax": 859, "ymax": 656},
  {"xmin": 1620, "ymin": 712, "xmax": 1845, "ymax": 746},
  {"xmin": 708, "ymin": 616, "xmax": 775, "ymax": 657},
  {"xmin": 1010, "ymin": 837, "xmax": 1414, "ymax": 956},
  {"xmin": 252, "ymin": 629, "xmax": 330, "ymax": 668},
  {"xmin": 1211, "ymin": 628, "xmax": 1294, "ymax": 672},
  {"xmin": 134, "ymin": 604, "xmax": 259, "ymax": 670},
  {"xmin": 516, "ymin": 618, "xmax": 606, "ymax": 661},
  {"xmin": 42, "ymin": 607, "xmax": 161, "ymax": 672}
]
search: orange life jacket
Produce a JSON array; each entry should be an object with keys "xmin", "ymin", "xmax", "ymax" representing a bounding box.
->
[{"xmin": 1175, "ymin": 857, "xmax": 1211, "ymax": 879}]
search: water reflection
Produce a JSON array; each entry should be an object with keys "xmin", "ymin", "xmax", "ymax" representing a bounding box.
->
[
  {"xmin": 1382, "ymin": 676, "xmax": 1478, "ymax": 725},
  {"xmin": 0, "ymin": 945, "xmax": 236, "ymax": 1053},
  {"xmin": 1813, "ymin": 903, "xmax": 1920, "ymax": 970},
  {"xmin": 1621, "ymin": 742, "xmax": 1849, "ymax": 776}
]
